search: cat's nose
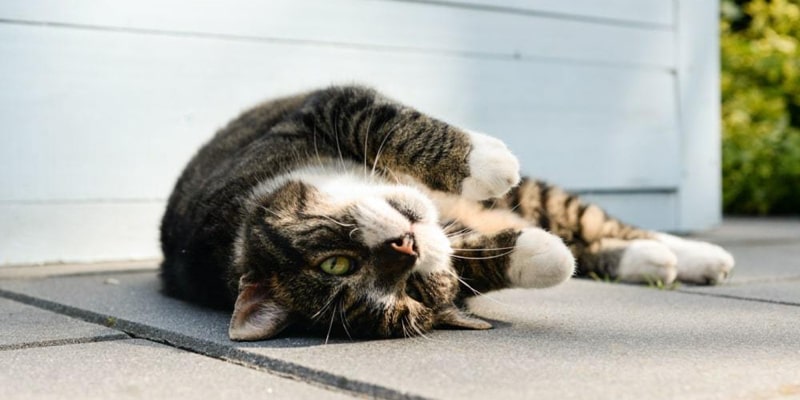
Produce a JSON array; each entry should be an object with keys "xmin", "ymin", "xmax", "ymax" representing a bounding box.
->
[
  {"xmin": 376, "ymin": 233, "xmax": 418, "ymax": 272},
  {"xmin": 390, "ymin": 234, "xmax": 417, "ymax": 257}
]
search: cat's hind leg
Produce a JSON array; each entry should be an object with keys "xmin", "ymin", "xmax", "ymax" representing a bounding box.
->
[
  {"xmin": 576, "ymin": 236, "xmax": 733, "ymax": 286},
  {"xmin": 493, "ymin": 178, "xmax": 734, "ymax": 286},
  {"xmin": 655, "ymin": 234, "xmax": 734, "ymax": 285},
  {"xmin": 577, "ymin": 238, "xmax": 679, "ymax": 285}
]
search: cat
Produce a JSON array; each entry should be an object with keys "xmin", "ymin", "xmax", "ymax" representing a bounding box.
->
[{"xmin": 160, "ymin": 85, "xmax": 735, "ymax": 341}]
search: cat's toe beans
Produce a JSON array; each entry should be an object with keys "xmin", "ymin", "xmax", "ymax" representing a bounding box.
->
[
  {"xmin": 617, "ymin": 240, "xmax": 678, "ymax": 284},
  {"xmin": 461, "ymin": 131, "xmax": 521, "ymax": 200},
  {"xmin": 507, "ymin": 228, "xmax": 575, "ymax": 289}
]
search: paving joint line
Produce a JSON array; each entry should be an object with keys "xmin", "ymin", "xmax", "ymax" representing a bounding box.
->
[
  {"xmin": 0, "ymin": 333, "xmax": 130, "ymax": 352},
  {"xmin": 701, "ymin": 239, "xmax": 800, "ymax": 247},
  {"xmin": 0, "ymin": 287, "xmax": 431, "ymax": 400},
  {"xmin": 707, "ymin": 276, "xmax": 800, "ymax": 286},
  {"xmin": 673, "ymin": 289, "xmax": 800, "ymax": 307}
]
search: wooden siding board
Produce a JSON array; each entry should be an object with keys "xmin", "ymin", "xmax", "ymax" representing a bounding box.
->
[
  {"xmin": 395, "ymin": 0, "xmax": 675, "ymax": 26},
  {"xmin": 0, "ymin": 0, "xmax": 675, "ymax": 68},
  {"xmin": 581, "ymin": 192, "xmax": 678, "ymax": 232},
  {"xmin": 0, "ymin": 1, "xmax": 707, "ymax": 264},
  {"xmin": 0, "ymin": 24, "xmax": 679, "ymax": 202}
]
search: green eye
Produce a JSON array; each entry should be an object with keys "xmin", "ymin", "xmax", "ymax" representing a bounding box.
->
[{"xmin": 319, "ymin": 256, "xmax": 354, "ymax": 276}]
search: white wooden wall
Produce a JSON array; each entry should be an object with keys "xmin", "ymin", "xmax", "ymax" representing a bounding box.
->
[{"xmin": 0, "ymin": 0, "xmax": 721, "ymax": 265}]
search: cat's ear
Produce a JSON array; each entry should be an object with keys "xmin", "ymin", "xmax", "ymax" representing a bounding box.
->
[
  {"xmin": 434, "ymin": 306, "xmax": 493, "ymax": 330},
  {"xmin": 228, "ymin": 275, "xmax": 293, "ymax": 341}
]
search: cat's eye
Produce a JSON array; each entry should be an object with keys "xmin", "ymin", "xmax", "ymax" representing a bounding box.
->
[{"xmin": 319, "ymin": 256, "xmax": 354, "ymax": 276}]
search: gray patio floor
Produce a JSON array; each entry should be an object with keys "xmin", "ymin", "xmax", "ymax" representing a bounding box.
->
[{"xmin": 1, "ymin": 218, "xmax": 798, "ymax": 400}]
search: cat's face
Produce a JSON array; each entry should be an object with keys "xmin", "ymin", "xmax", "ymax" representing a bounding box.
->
[{"xmin": 228, "ymin": 170, "xmax": 484, "ymax": 340}]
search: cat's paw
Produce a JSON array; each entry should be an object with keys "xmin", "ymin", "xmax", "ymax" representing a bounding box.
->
[
  {"xmin": 656, "ymin": 234, "xmax": 735, "ymax": 285},
  {"xmin": 507, "ymin": 228, "xmax": 575, "ymax": 288},
  {"xmin": 616, "ymin": 240, "xmax": 678, "ymax": 284},
  {"xmin": 461, "ymin": 131, "xmax": 521, "ymax": 200}
]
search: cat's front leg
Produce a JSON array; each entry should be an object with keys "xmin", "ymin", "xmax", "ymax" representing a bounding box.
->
[
  {"xmin": 308, "ymin": 87, "xmax": 521, "ymax": 199},
  {"xmin": 449, "ymin": 227, "xmax": 576, "ymax": 298}
]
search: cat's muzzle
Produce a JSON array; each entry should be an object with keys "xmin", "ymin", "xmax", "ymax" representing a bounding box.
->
[{"xmin": 374, "ymin": 233, "xmax": 418, "ymax": 287}]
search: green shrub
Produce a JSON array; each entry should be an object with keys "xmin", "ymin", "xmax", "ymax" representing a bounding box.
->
[{"xmin": 721, "ymin": 0, "xmax": 800, "ymax": 214}]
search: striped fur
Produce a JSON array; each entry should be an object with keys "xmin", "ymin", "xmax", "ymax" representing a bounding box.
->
[{"xmin": 160, "ymin": 85, "xmax": 733, "ymax": 341}]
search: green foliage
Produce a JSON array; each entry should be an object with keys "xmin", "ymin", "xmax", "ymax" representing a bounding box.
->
[{"xmin": 721, "ymin": 0, "xmax": 800, "ymax": 214}]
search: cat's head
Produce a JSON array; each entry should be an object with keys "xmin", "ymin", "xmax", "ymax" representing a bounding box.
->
[{"xmin": 228, "ymin": 167, "xmax": 490, "ymax": 341}]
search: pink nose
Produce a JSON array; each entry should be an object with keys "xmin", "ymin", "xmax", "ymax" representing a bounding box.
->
[{"xmin": 391, "ymin": 234, "xmax": 417, "ymax": 256}]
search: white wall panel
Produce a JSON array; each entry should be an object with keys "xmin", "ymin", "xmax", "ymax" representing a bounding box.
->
[
  {"xmin": 0, "ymin": 0, "xmax": 722, "ymax": 265},
  {"xmin": 0, "ymin": 202, "xmax": 163, "ymax": 265},
  {"xmin": 580, "ymin": 192, "xmax": 678, "ymax": 231},
  {"xmin": 0, "ymin": 0, "xmax": 675, "ymax": 68},
  {"xmin": 675, "ymin": 0, "xmax": 723, "ymax": 231},
  {"xmin": 0, "ymin": 24, "xmax": 678, "ymax": 202}
]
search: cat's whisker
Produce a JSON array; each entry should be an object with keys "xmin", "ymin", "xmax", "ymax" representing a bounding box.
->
[
  {"xmin": 401, "ymin": 313, "xmax": 418, "ymax": 340},
  {"xmin": 450, "ymin": 250, "xmax": 515, "ymax": 260},
  {"xmin": 443, "ymin": 268, "xmax": 511, "ymax": 307},
  {"xmin": 444, "ymin": 228, "xmax": 477, "ymax": 240},
  {"xmin": 409, "ymin": 315, "xmax": 433, "ymax": 341},
  {"xmin": 315, "ymin": 214, "xmax": 356, "ymax": 227},
  {"xmin": 311, "ymin": 290, "xmax": 341, "ymax": 322},
  {"xmin": 312, "ymin": 127, "xmax": 326, "ymax": 170},
  {"xmin": 384, "ymin": 168, "xmax": 403, "ymax": 185},
  {"xmin": 324, "ymin": 305, "xmax": 337, "ymax": 345},
  {"xmin": 362, "ymin": 107, "xmax": 375, "ymax": 177},
  {"xmin": 338, "ymin": 299, "xmax": 353, "ymax": 341},
  {"xmin": 370, "ymin": 120, "xmax": 402, "ymax": 177},
  {"xmin": 445, "ymin": 229, "xmax": 476, "ymax": 240},
  {"xmin": 442, "ymin": 268, "xmax": 484, "ymax": 297},
  {"xmin": 329, "ymin": 107, "xmax": 347, "ymax": 172},
  {"xmin": 451, "ymin": 246, "xmax": 517, "ymax": 252},
  {"xmin": 348, "ymin": 227, "xmax": 361, "ymax": 239},
  {"xmin": 439, "ymin": 220, "xmax": 458, "ymax": 232},
  {"xmin": 258, "ymin": 205, "xmax": 283, "ymax": 219},
  {"xmin": 310, "ymin": 303, "xmax": 333, "ymax": 323}
]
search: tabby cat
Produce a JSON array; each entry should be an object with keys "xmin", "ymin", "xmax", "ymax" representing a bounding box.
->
[{"xmin": 160, "ymin": 85, "xmax": 734, "ymax": 341}]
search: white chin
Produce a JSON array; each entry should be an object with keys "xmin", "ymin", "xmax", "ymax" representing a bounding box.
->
[{"xmin": 412, "ymin": 223, "xmax": 453, "ymax": 275}]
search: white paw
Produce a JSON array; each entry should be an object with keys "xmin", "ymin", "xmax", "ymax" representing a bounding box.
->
[
  {"xmin": 617, "ymin": 240, "xmax": 678, "ymax": 284},
  {"xmin": 507, "ymin": 228, "xmax": 575, "ymax": 288},
  {"xmin": 461, "ymin": 131, "xmax": 521, "ymax": 200},
  {"xmin": 656, "ymin": 234, "xmax": 735, "ymax": 285}
]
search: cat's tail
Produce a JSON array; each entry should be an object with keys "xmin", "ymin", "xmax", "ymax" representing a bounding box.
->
[{"xmin": 494, "ymin": 178, "xmax": 657, "ymax": 280}]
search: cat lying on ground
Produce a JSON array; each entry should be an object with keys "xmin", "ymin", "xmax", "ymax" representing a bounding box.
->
[{"xmin": 160, "ymin": 85, "xmax": 734, "ymax": 341}]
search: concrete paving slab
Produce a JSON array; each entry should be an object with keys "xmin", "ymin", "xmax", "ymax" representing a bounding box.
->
[
  {"xmin": 681, "ymin": 279, "xmax": 800, "ymax": 306},
  {"xmin": 0, "ymin": 297, "xmax": 126, "ymax": 350},
  {"xmin": 689, "ymin": 217, "xmax": 800, "ymax": 246},
  {"xmin": 685, "ymin": 218, "xmax": 800, "ymax": 282},
  {"xmin": 718, "ymin": 242, "xmax": 800, "ymax": 282},
  {"xmin": 0, "ymin": 339, "xmax": 354, "ymax": 400},
  {"xmin": 2, "ymin": 272, "xmax": 799, "ymax": 400}
]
